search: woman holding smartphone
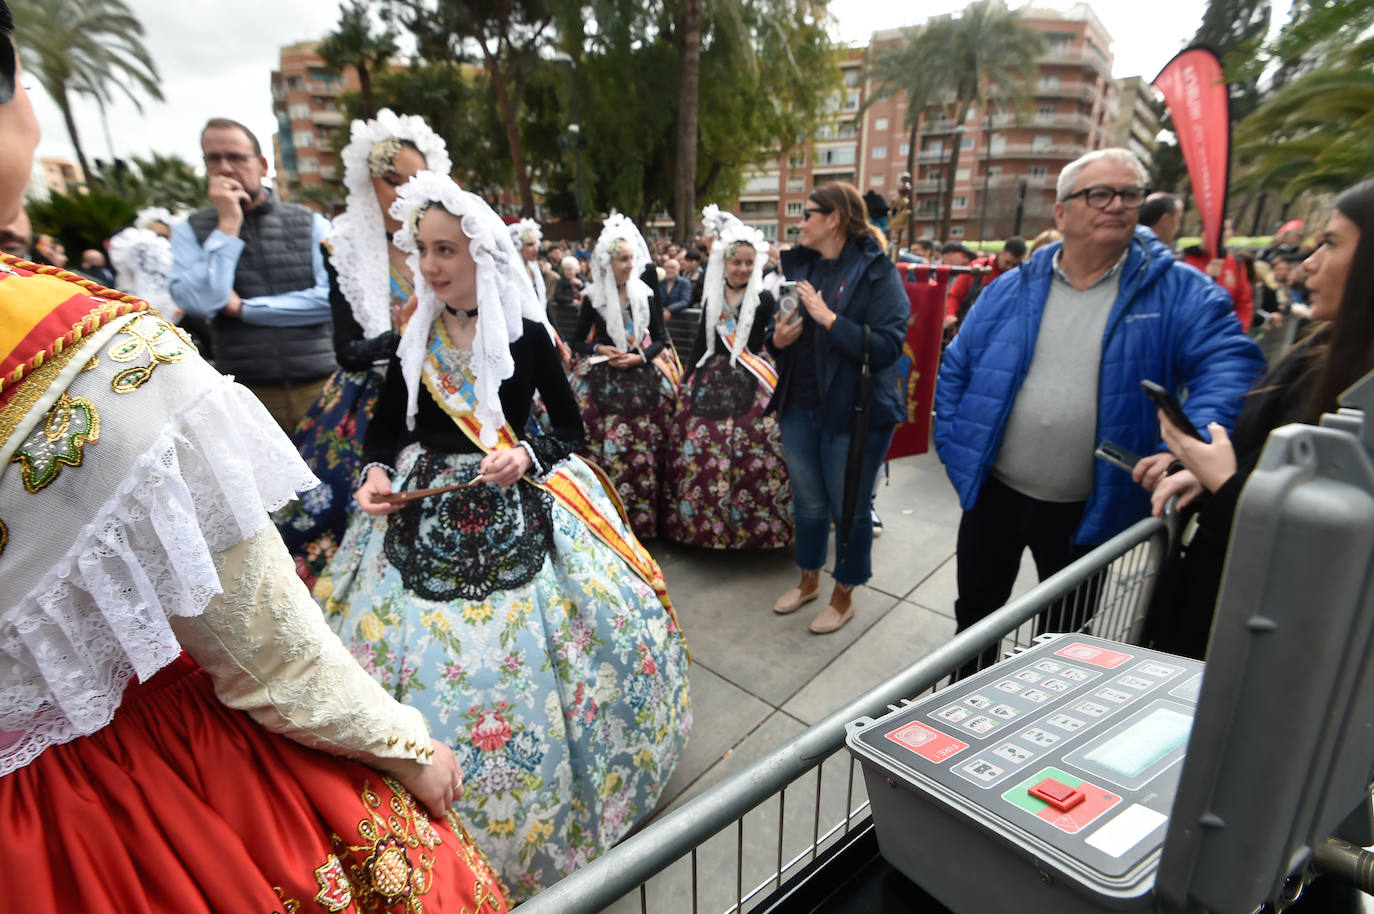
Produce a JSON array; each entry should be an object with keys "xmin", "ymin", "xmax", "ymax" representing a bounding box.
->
[
  {"xmin": 1143, "ymin": 177, "xmax": 1374, "ymax": 658},
  {"xmin": 765, "ymin": 182, "xmax": 908, "ymax": 633}
]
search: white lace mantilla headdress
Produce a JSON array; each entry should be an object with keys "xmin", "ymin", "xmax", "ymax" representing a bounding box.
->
[
  {"xmin": 390, "ymin": 171, "xmax": 548, "ymax": 446},
  {"xmin": 510, "ymin": 218, "xmax": 546, "ymax": 302},
  {"xmin": 699, "ymin": 202, "xmax": 742, "ymax": 240},
  {"xmin": 328, "ymin": 109, "xmax": 452, "ymax": 339},
  {"xmin": 590, "ymin": 212, "xmax": 653, "ymax": 352},
  {"xmin": 133, "ymin": 207, "xmax": 178, "ymax": 232},
  {"xmin": 698, "ymin": 218, "xmax": 769, "ymax": 368}
]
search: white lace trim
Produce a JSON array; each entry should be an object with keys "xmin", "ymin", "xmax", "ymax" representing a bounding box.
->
[
  {"xmin": 699, "ymin": 216, "xmax": 769, "ymax": 368},
  {"xmin": 107, "ymin": 228, "xmax": 179, "ymax": 319},
  {"xmin": 0, "ymin": 378, "xmax": 318, "ymax": 776},
  {"xmin": 390, "ymin": 171, "xmax": 550, "ymax": 446},
  {"xmin": 330, "ymin": 109, "xmax": 452, "ymax": 340},
  {"xmin": 591, "ymin": 212, "xmax": 653, "ymax": 352}
]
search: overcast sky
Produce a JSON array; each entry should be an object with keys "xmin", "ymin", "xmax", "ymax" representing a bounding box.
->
[{"xmin": 28, "ymin": 0, "xmax": 1275, "ymax": 178}]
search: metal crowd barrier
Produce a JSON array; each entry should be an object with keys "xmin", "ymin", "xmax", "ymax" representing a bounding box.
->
[{"xmin": 519, "ymin": 515, "xmax": 1171, "ymax": 914}]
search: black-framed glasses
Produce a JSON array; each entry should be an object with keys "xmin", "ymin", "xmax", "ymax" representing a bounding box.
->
[
  {"xmin": 1061, "ymin": 185, "xmax": 1150, "ymax": 209},
  {"xmin": 204, "ymin": 152, "xmax": 254, "ymax": 167},
  {"xmin": 0, "ymin": 37, "xmax": 15, "ymax": 106},
  {"xmin": 802, "ymin": 206, "xmax": 832, "ymax": 221}
]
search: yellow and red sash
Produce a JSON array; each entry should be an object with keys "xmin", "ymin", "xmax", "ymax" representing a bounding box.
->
[
  {"xmin": 0, "ymin": 257, "xmax": 149, "ymax": 449},
  {"xmin": 419, "ymin": 324, "xmax": 682, "ymax": 636},
  {"xmin": 715, "ymin": 323, "xmax": 777, "ymax": 394}
]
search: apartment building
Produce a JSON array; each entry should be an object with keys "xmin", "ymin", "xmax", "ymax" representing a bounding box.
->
[
  {"xmin": 735, "ymin": 3, "xmax": 1153, "ymax": 247},
  {"xmin": 270, "ymin": 41, "xmax": 359, "ymax": 209},
  {"xmin": 39, "ymin": 157, "xmax": 85, "ymax": 196},
  {"xmin": 1106, "ymin": 75, "xmax": 1162, "ymax": 172}
]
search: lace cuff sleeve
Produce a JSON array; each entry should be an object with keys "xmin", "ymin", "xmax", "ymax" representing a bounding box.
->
[
  {"xmin": 521, "ymin": 433, "xmax": 579, "ymax": 478},
  {"xmin": 169, "ymin": 527, "xmax": 433, "ymax": 774}
]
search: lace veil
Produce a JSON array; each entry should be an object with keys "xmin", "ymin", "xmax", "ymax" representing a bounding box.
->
[
  {"xmin": 697, "ymin": 214, "xmax": 769, "ymax": 368},
  {"xmin": 590, "ymin": 213, "xmax": 653, "ymax": 352},
  {"xmin": 390, "ymin": 171, "xmax": 549, "ymax": 446},
  {"xmin": 327, "ymin": 109, "xmax": 452, "ymax": 339}
]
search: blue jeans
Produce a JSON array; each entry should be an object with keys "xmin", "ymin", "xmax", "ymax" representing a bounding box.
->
[{"xmin": 779, "ymin": 406, "xmax": 894, "ymax": 586}]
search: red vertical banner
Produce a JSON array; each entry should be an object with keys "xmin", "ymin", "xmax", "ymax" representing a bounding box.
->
[
  {"xmin": 1153, "ymin": 47, "xmax": 1231, "ymax": 257},
  {"xmin": 885, "ymin": 264, "xmax": 948, "ymax": 460}
]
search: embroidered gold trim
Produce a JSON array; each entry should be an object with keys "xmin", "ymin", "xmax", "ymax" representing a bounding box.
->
[
  {"xmin": 312, "ymin": 855, "xmax": 353, "ymax": 912},
  {"xmin": 272, "ymin": 885, "xmax": 303, "ymax": 914},
  {"xmin": 11, "ymin": 392, "xmax": 101, "ymax": 493},
  {"xmin": 109, "ymin": 314, "xmax": 190, "ymax": 393},
  {"xmin": 82, "ymin": 354, "xmax": 99, "ymax": 372},
  {"xmin": 0, "ymin": 335, "xmax": 93, "ymax": 453},
  {"xmin": 0, "ymin": 518, "xmax": 7, "ymax": 558}
]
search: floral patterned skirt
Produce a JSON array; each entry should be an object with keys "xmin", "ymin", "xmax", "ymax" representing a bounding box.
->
[
  {"xmin": 664, "ymin": 355, "xmax": 793, "ymax": 549},
  {"xmin": 569, "ymin": 358, "xmax": 674, "ymax": 540},
  {"xmin": 315, "ymin": 443, "xmax": 692, "ymax": 902},
  {"xmin": 0, "ymin": 654, "xmax": 508, "ymax": 913},
  {"xmin": 274, "ymin": 367, "xmax": 384, "ymax": 588}
]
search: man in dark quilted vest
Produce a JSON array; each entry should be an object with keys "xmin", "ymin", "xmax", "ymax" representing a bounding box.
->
[{"xmin": 170, "ymin": 118, "xmax": 336, "ymax": 434}]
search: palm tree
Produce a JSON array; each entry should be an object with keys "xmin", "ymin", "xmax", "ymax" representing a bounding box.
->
[
  {"xmin": 317, "ymin": 0, "xmax": 399, "ymax": 119},
  {"xmin": 861, "ymin": 24, "xmax": 944, "ymax": 250},
  {"xmin": 921, "ymin": 1, "xmax": 1043, "ymax": 240},
  {"xmin": 11, "ymin": 0, "xmax": 163, "ymax": 181}
]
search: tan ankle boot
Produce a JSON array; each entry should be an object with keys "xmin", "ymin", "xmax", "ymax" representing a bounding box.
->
[
  {"xmin": 809, "ymin": 583, "xmax": 855, "ymax": 634},
  {"xmin": 773, "ymin": 570, "xmax": 821, "ymax": 615}
]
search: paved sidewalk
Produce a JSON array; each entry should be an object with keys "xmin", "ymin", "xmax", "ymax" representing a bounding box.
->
[{"xmin": 589, "ymin": 448, "xmax": 1040, "ymax": 912}]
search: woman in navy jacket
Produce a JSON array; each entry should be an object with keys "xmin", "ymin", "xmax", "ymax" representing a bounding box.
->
[{"xmin": 765, "ymin": 182, "xmax": 908, "ymax": 633}]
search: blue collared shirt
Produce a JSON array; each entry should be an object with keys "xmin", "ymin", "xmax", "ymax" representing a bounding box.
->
[{"xmin": 169, "ymin": 211, "xmax": 333, "ymax": 327}]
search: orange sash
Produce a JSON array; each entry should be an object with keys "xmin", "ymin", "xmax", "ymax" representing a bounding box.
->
[{"xmin": 715, "ymin": 324, "xmax": 777, "ymax": 394}]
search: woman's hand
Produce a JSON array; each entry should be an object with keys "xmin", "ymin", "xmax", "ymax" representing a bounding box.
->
[
  {"xmin": 356, "ymin": 465, "xmax": 400, "ymax": 516},
  {"xmin": 609, "ymin": 351, "xmax": 643, "ymax": 370},
  {"xmin": 772, "ymin": 309, "xmax": 803, "ymax": 349},
  {"xmin": 798, "ymin": 280, "xmax": 836, "ymax": 330},
  {"xmin": 1132, "ymin": 452, "xmax": 1178, "ymax": 492},
  {"xmin": 1160, "ymin": 412, "xmax": 1237, "ymax": 493},
  {"xmin": 393, "ymin": 295, "xmax": 418, "ymax": 328},
  {"xmin": 394, "ymin": 740, "xmax": 464, "ymax": 819},
  {"xmin": 479, "ymin": 446, "xmax": 533, "ymax": 488},
  {"xmin": 1151, "ymin": 468, "xmax": 1205, "ymax": 517}
]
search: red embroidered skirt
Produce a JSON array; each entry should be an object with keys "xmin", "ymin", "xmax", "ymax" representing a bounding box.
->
[{"xmin": 0, "ymin": 654, "xmax": 509, "ymax": 913}]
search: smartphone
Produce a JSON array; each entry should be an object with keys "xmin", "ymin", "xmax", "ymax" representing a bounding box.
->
[
  {"xmin": 1094, "ymin": 440, "xmax": 1141, "ymax": 473},
  {"xmin": 1140, "ymin": 379, "xmax": 1204, "ymax": 440},
  {"xmin": 777, "ymin": 282, "xmax": 801, "ymax": 321}
]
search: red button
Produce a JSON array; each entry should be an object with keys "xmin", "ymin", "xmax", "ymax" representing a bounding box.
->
[{"xmin": 1029, "ymin": 778, "xmax": 1086, "ymax": 812}]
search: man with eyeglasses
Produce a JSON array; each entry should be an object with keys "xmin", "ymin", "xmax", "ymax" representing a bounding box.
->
[
  {"xmin": 935, "ymin": 149, "xmax": 1264, "ymax": 664},
  {"xmin": 169, "ymin": 117, "xmax": 336, "ymax": 435}
]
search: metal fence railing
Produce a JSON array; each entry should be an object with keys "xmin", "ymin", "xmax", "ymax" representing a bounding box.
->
[{"xmin": 519, "ymin": 515, "xmax": 1172, "ymax": 914}]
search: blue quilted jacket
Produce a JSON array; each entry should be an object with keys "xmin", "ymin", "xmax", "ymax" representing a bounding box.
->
[{"xmin": 934, "ymin": 228, "xmax": 1266, "ymax": 545}]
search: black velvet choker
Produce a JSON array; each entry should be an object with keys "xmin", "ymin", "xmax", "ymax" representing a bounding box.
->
[
  {"xmin": 444, "ymin": 304, "xmax": 479, "ymax": 318},
  {"xmin": 724, "ymin": 279, "xmax": 747, "ymax": 291}
]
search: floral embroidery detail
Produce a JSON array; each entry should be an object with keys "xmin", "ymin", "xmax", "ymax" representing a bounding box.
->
[
  {"xmin": 362, "ymin": 835, "xmax": 413, "ymax": 906},
  {"xmin": 313, "ymin": 856, "xmax": 352, "ymax": 911},
  {"xmin": 10, "ymin": 392, "xmax": 101, "ymax": 493},
  {"xmin": 108, "ymin": 313, "xmax": 190, "ymax": 393}
]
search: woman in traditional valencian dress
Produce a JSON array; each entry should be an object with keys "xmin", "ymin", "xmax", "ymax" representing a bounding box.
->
[
  {"xmin": 107, "ymin": 207, "xmax": 183, "ymax": 323},
  {"xmin": 664, "ymin": 212, "xmax": 792, "ymax": 549},
  {"xmin": 315, "ymin": 173, "xmax": 691, "ymax": 901},
  {"xmin": 569, "ymin": 214, "xmax": 676, "ymax": 538},
  {"xmin": 0, "ymin": 12, "xmax": 505, "ymax": 907},
  {"xmin": 275, "ymin": 109, "xmax": 450, "ymax": 586}
]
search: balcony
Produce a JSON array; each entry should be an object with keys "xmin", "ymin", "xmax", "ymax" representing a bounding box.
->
[
  {"xmin": 988, "ymin": 142, "xmax": 1088, "ymax": 160},
  {"xmin": 1035, "ymin": 82, "xmax": 1101, "ymax": 106},
  {"xmin": 1039, "ymin": 48, "xmax": 1112, "ymax": 80},
  {"xmin": 312, "ymin": 110, "xmax": 346, "ymax": 126}
]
